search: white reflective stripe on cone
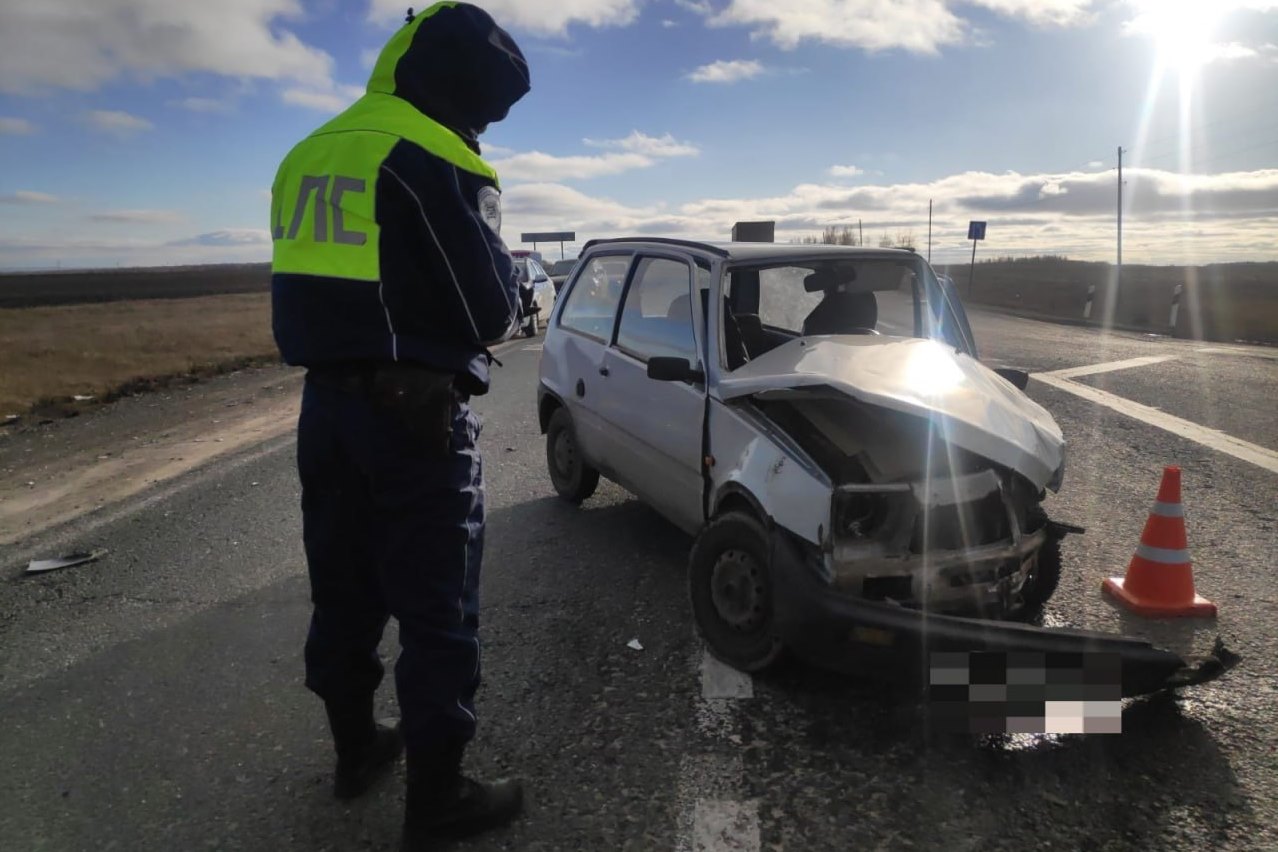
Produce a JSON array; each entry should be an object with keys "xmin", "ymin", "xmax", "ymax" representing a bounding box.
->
[
  {"xmin": 1135, "ymin": 543, "xmax": 1191, "ymax": 564},
  {"xmin": 1151, "ymin": 500, "xmax": 1184, "ymax": 517}
]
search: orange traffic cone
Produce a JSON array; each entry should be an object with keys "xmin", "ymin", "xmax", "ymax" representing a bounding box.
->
[{"xmin": 1102, "ymin": 466, "xmax": 1217, "ymax": 617}]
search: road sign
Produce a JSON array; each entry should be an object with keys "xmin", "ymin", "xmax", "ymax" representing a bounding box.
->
[
  {"xmin": 967, "ymin": 221, "xmax": 987, "ymax": 241},
  {"xmin": 521, "ymin": 231, "xmax": 575, "ymax": 243}
]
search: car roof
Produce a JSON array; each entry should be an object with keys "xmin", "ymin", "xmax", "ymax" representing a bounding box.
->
[{"xmin": 580, "ymin": 237, "xmax": 920, "ymax": 264}]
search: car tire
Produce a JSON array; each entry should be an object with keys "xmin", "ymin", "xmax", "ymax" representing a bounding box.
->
[
  {"xmin": 545, "ymin": 407, "xmax": 599, "ymax": 504},
  {"xmin": 689, "ymin": 510, "xmax": 785, "ymax": 673},
  {"xmin": 1021, "ymin": 508, "xmax": 1063, "ymax": 609}
]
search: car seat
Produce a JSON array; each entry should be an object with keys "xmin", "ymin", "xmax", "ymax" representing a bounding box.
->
[{"xmin": 802, "ymin": 290, "xmax": 879, "ymax": 336}]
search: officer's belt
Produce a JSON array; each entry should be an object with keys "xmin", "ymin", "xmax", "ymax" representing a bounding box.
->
[{"xmin": 306, "ymin": 362, "xmax": 467, "ymax": 402}]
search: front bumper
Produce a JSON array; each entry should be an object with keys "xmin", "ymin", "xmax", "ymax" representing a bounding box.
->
[{"xmin": 771, "ymin": 530, "xmax": 1238, "ymax": 699}]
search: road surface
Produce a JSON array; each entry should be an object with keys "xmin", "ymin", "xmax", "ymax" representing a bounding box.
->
[{"xmin": 1, "ymin": 308, "xmax": 1275, "ymax": 852}]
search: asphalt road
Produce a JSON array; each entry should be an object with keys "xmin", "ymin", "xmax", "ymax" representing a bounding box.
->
[{"xmin": 1, "ymin": 309, "xmax": 1276, "ymax": 852}]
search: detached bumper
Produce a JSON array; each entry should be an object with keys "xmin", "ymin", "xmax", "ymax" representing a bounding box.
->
[{"xmin": 770, "ymin": 532, "xmax": 1238, "ymax": 699}]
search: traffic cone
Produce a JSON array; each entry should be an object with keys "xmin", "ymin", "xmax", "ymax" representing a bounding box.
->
[{"xmin": 1102, "ymin": 466, "xmax": 1217, "ymax": 617}]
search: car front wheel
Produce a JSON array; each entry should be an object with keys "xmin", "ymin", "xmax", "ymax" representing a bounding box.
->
[
  {"xmin": 545, "ymin": 407, "xmax": 599, "ymax": 503},
  {"xmin": 689, "ymin": 510, "xmax": 785, "ymax": 672}
]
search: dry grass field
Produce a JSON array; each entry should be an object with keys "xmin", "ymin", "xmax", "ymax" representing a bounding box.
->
[{"xmin": 0, "ymin": 292, "xmax": 277, "ymax": 417}]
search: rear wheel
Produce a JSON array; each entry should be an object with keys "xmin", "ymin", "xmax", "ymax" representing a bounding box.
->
[
  {"xmin": 545, "ymin": 407, "xmax": 598, "ymax": 503},
  {"xmin": 689, "ymin": 511, "xmax": 784, "ymax": 672}
]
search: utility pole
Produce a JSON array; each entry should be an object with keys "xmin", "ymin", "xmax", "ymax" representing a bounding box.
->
[
  {"xmin": 925, "ymin": 200, "xmax": 935, "ymax": 261},
  {"xmin": 1117, "ymin": 146, "xmax": 1125, "ymax": 297},
  {"xmin": 858, "ymin": 219, "xmax": 863, "ymax": 247}
]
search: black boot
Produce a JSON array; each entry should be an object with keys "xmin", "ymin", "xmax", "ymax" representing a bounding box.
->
[
  {"xmin": 400, "ymin": 748, "xmax": 523, "ymax": 849},
  {"xmin": 325, "ymin": 698, "xmax": 404, "ymax": 800}
]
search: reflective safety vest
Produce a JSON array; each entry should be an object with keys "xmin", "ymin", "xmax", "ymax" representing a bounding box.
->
[{"xmin": 269, "ymin": 1, "xmax": 526, "ymax": 396}]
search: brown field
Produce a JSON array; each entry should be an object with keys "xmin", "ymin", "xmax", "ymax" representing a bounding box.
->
[
  {"xmin": 0, "ymin": 263, "xmax": 269, "ymax": 309},
  {"xmin": 0, "ymin": 292, "xmax": 278, "ymax": 417}
]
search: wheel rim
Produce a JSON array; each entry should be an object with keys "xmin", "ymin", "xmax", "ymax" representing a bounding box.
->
[
  {"xmin": 552, "ymin": 427, "xmax": 577, "ymax": 480},
  {"xmin": 709, "ymin": 548, "xmax": 766, "ymax": 632}
]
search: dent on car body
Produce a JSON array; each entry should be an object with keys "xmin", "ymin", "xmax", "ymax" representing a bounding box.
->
[{"xmin": 717, "ymin": 336, "xmax": 1065, "ymax": 492}]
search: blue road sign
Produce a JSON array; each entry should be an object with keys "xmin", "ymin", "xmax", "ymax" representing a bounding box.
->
[{"xmin": 968, "ymin": 221, "xmax": 987, "ymax": 241}]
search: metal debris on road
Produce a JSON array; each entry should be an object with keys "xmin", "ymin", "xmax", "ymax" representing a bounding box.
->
[
  {"xmin": 627, "ymin": 638, "xmax": 644, "ymax": 651},
  {"xmin": 24, "ymin": 549, "xmax": 108, "ymax": 575}
]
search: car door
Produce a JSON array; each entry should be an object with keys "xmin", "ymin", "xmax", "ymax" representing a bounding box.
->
[
  {"xmin": 595, "ymin": 254, "xmax": 707, "ymax": 534},
  {"xmin": 550, "ymin": 253, "xmax": 634, "ymax": 470}
]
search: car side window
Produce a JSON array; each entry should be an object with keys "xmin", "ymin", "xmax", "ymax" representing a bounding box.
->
[
  {"xmin": 558, "ymin": 254, "xmax": 631, "ymax": 342},
  {"xmin": 615, "ymin": 256, "xmax": 697, "ymax": 363}
]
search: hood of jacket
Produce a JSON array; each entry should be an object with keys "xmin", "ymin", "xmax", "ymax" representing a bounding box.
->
[{"xmin": 366, "ymin": 2, "xmax": 530, "ymax": 151}]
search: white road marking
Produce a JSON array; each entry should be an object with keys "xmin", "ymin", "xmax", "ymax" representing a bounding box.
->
[
  {"xmin": 700, "ymin": 651, "xmax": 754, "ymax": 699},
  {"xmin": 1032, "ymin": 372, "xmax": 1278, "ymax": 475},
  {"xmin": 676, "ymin": 648, "xmax": 761, "ymax": 851},
  {"xmin": 1196, "ymin": 347, "xmax": 1278, "ymax": 361},
  {"xmin": 1037, "ymin": 354, "xmax": 1178, "ymax": 380},
  {"xmin": 692, "ymin": 800, "xmax": 761, "ymax": 852},
  {"xmin": 523, "ymin": 344, "xmax": 543, "ymax": 351}
]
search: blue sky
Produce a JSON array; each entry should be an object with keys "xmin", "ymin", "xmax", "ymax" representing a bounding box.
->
[{"xmin": 1, "ymin": 0, "xmax": 1276, "ymax": 270}]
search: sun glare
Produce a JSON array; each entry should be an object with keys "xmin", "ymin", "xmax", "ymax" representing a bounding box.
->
[{"xmin": 1130, "ymin": 0, "xmax": 1228, "ymax": 72}]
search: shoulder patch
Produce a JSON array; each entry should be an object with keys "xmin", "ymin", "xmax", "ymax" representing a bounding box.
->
[{"xmin": 477, "ymin": 186, "xmax": 502, "ymax": 233}]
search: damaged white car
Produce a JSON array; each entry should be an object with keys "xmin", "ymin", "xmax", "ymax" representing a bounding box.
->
[{"xmin": 538, "ymin": 238, "xmax": 1082, "ymax": 672}]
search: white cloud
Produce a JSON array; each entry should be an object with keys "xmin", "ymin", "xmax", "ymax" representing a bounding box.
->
[
  {"xmin": 168, "ymin": 228, "xmax": 272, "ymax": 247},
  {"xmin": 360, "ymin": 48, "xmax": 381, "ymax": 70},
  {"xmin": 0, "ymin": 116, "xmax": 36, "ymax": 135},
  {"xmin": 675, "ymin": 0, "xmax": 714, "ymax": 13},
  {"xmin": 169, "ymin": 96, "xmax": 235, "ymax": 113},
  {"xmin": 687, "ymin": 59, "xmax": 765, "ymax": 83},
  {"xmin": 708, "ymin": 1, "xmax": 967, "ymax": 53},
  {"xmin": 0, "ymin": 0, "xmax": 333, "ymax": 95},
  {"xmin": 499, "ymin": 166, "xmax": 1278, "ymax": 265},
  {"xmin": 0, "ymin": 191, "xmax": 59, "ymax": 205},
  {"xmin": 966, "ymin": 0, "xmax": 1097, "ymax": 27},
  {"xmin": 89, "ymin": 209, "xmax": 186, "ymax": 224},
  {"xmin": 583, "ymin": 131, "xmax": 700, "ymax": 157},
  {"xmin": 281, "ymin": 82, "xmax": 365, "ymax": 112},
  {"xmin": 85, "ymin": 110, "xmax": 154, "ymax": 137},
  {"xmin": 368, "ymin": 0, "xmax": 640, "ymax": 36},
  {"xmin": 1085, "ymin": 160, "xmax": 1105, "ymax": 169},
  {"xmin": 829, "ymin": 165, "xmax": 865, "ymax": 178},
  {"xmin": 706, "ymin": 0, "xmax": 1106, "ymax": 53},
  {"xmin": 661, "ymin": 19, "xmax": 679, "ymax": 28},
  {"xmin": 490, "ymin": 151, "xmax": 655, "ymax": 181},
  {"xmin": 493, "ymin": 131, "xmax": 699, "ymax": 182}
]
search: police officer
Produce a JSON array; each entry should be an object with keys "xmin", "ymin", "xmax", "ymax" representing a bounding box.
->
[{"xmin": 269, "ymin": 4, "xmax": 529, "ymax": 846}]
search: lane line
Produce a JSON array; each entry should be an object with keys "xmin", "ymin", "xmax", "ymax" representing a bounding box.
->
[
  {"xmin": 1038, "ymin": 354, "xmax": 1178, "ymax": 380},
  {"xmin": 1196, "ymin": 347, "xmax": 1278, "ymax": 361},
  {"xmin": 700, "ymin": 651, "xmax": 754, "ymax": 700},
  {"xmin": 692, "ymin": 800, "xmax": 761, "ymax": 852},
  {"xmin": 1032, "ymin": 372, "xmax": 1278, "ymax": 475},
  {"xmin": 675, "ymin": 648, "xmax": 761, "ymax": 851}
]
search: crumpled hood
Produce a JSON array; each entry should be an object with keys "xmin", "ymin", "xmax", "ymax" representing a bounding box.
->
[
  {"xmin": 366, "ymin": 2, "xmax": 530, "ymax": 148},
  {"xmin": 717, "ymin": 336, "xmax": 1066, "ymax": 490}
]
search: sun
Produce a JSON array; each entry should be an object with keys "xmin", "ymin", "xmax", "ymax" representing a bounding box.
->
[{"xmin": 1128, "ymin": 0, "xmax": 1229, "ymax": 73}]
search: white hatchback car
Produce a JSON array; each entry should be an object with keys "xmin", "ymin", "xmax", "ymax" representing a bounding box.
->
[
  {"xmin": 537, "ymin": 238, "xmax": 1074, "ymax": 673},
  {"xmin": 512, "ymin": 253, "xmax": 556, "ymax": 337}
]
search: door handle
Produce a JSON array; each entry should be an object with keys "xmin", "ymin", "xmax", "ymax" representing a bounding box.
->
[{"xmin": 599, "ymin": 366, "xmax": 610, "ymax": 377}]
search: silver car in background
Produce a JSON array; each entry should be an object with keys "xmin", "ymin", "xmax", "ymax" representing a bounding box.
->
[{"xmin": 536, "ymin": 238, "xmax": 1071, "ymax": 673}]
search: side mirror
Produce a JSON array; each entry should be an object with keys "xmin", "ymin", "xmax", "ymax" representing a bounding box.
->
[
  {"xmin": 994, "ymin": 367, "xmax": 1030, "ymax": 391},
  {"xmin": 647, "ymin": 356, "xmax": 705, "ymax": 384}
]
